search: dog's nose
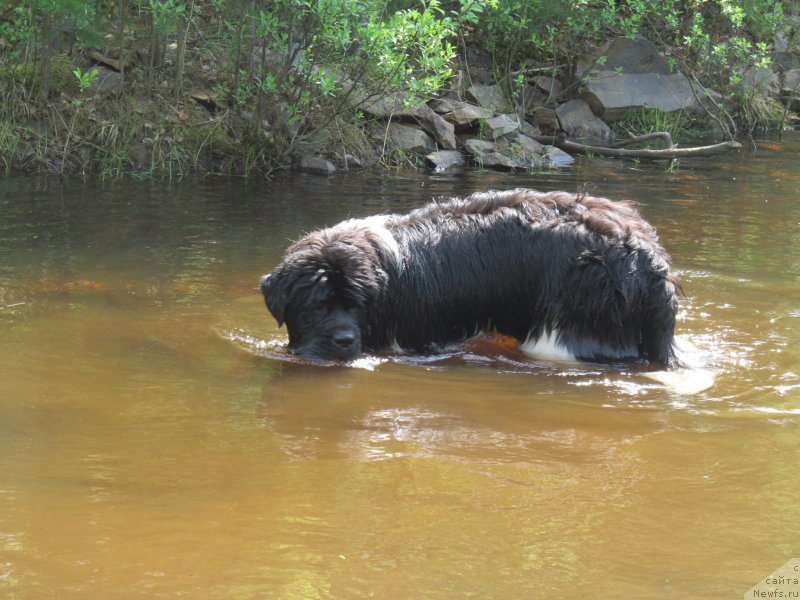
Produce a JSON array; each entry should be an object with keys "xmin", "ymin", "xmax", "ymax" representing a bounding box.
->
[{"xmin": 333, "ymin": 331, "xmax": 357, "ymax": 349}]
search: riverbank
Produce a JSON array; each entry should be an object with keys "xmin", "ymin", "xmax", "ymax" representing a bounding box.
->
[{"xmin": 1, "ymin": 1, "xmax": 797, "ymax": 178}]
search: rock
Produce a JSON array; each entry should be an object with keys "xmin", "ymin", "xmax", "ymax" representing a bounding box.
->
[
  {"xmin": 779, "ymin": 69, "xmax": 800, "ymax": 111},
  {"xmin": 421, "ymin": 114, "xmax": 457, "ymax": 150},
  {"xmin": 462, "ymin": 136, "xmax": 563, "ymax": 170},
  {"xmin": 363, "ymin": 94, "xmax": 456, "ymax": 149},
  {"xmin": 361, "ymin": 93, "xmax": 410, "ymax": 117},
  {"xmin": 772, "ymin": 51, "xmax": 800, "ymax": 72},
  {"xmin": 344, "ymin": 153, "xmax": 364, "ymax": 169},
  {"xmin": 466, "ymin": 84, "xmax": 511, "ymax": 113},
  {"xmin": 189, "ymin": 89, "xmax": 219, "ymax": 112},
  {"xmin": 578, "ymin": 35, "xmax": 672, "ymax": 76},
  {"xmin": 775, "ymin": 31, "xmax": 790, "ymax": 53},
  {"xmin": 741, "ymin": 67, "xmax": 781, "ymax": 97},
  {"xmin": 464, "ymin": 47, "xmax": 494, "ymax": 84},
  {"xmin": 782, "ymin": 69, "xmax": 800, "ymax": 91},
  {"xmin": 88, "ymin": 49, "xmax": 134, "ymax": 72},
  {"xmin": 530, "ymin": 76, "xmax": 563, "ymax": 100},
  {"xmin": 542, "ymin": 146, "xmax": 575, "ymax": 167},
  {"xmin": 575, "ymin": 34, "xmax": 712, "ymax": 121},
  {"xmin": 582, "ymin": 72, "xmax": 707, "ymax": 121},
  {"xmin": 429, "ymin": 98, "xmax": 462, "ymax": 114},
  {"xmin": 515, "ymin": 83, "xmax": 549, "ymax": 117},
  {"xmin": 127, "ymin": 144, "xmax": 149, "ymax": 169},
  {"xmin": 91, "ymin": 65, "xmax": 123, "ymax": 92},
  {"xmin": 519, "ymin": 120, "xmax": 541, "ymax": 138},
  {"xmin": 387, "ymin": 123, "xmax": 435, "ymax": 154},
  {"xmin": 485, "ymin": 114, "xmax": 520, "ymax": 139},
  {"xmin": 555, "ymin": 99, "xmax": 611, "ymax": 140},
  {"xmin": 297, "ymin": 155, "xmax": 336, "ymax": 175},
  {"xmin": 442, "ymin": 103, "xmax": 493, "ymax": 128},
  {"xmin": 531, "ymin": 107, "xmax": 560, "ymax": 134},
  {"xmin": 463, "ymin": 139, "xmax": 496, "ymax": 157},
  {"xmin": 499, "ymin": 132, "xmax": 544, "ymax": 156},
  {"xmin": 425, "ymin": 150, "xmax": 466, "ymax": 171},
  {"xmin": 293, "ymin": 127, "xmax": 335, "ymax": 156},
  {"xmin": 463, "ymin": 139, "xmax": 521, "ymax": 169}
]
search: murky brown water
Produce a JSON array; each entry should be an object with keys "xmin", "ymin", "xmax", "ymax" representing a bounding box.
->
[{"xmin": 2, "ymin": 138, "xmax": 800, "ymax": 599}]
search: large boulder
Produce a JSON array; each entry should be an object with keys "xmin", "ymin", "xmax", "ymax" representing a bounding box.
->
[
  {"xmin": 577, "ymin": 35, "xmax": 712, "ymax": 122},
  {"xmin": 582, "ymin": 72, "xmax": 706, "ymax": 121},
  {"xmin": 577, "ymin": 35, "xmax": 672, "ymax": 76},
  {"xmin": 387, "ymin": 123, "xmax": 435, "ymax": 154},
  {"xmin": 363, "ymin": 94, "xmax": 456, "ymax": 149},
  {"xmin": 555, "ymin": 99, "xmax": 611, "ymax": 140},
  {"xmin": 740, "ymin": 67, "xmax": 781, "ymax": 97}
]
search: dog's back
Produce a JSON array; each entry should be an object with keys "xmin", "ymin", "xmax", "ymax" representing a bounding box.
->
[{"xmin": 382, "ymin": 189, "xmax": 680, "ymax": 366}]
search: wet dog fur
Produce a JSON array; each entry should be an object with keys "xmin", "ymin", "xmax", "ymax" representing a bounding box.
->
[{"xmin": 260, "ymin": 188, "xmax": 681, "ymax": 367}]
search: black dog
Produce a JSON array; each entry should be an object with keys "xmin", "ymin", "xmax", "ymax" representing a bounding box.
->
[{"xmin": 260, "ymin": 188, "xmax": 681, "ymax": 367}]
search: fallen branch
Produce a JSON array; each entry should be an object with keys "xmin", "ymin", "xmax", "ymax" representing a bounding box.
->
[{"xmin": 535, "ymin": 134, "xmax": 741, "ymax": 159}]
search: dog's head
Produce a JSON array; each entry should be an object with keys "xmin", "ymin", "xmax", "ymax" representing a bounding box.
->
[{"xmin": 260, "ymin": 229, "xmax": 390, "ymax": 361}]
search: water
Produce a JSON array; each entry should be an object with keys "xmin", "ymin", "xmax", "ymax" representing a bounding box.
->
[{"xmin": 1, "ymin": 138, "xmax": 800, "ymax": 599}]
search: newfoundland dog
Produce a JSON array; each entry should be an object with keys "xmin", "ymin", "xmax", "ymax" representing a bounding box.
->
[{"xmin": 260, "ymin": 188, "xmax": 681, "ymax": 367}]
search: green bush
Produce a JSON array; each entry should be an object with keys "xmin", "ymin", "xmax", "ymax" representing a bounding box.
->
[
  {"xmin": 219, "ymin": 0, "xmax": 456, "ymax": 155},
  {"xmin": 456, "ymin": 0, "xmax": 787, "ymax": 131}
]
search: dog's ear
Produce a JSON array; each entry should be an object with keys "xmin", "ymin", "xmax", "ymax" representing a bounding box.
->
[{"xmin": 260, "ymin": 272, "xmax": 288, "ymax": 327}]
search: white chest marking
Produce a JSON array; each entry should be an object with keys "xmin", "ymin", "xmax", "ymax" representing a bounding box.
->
[{"xmin": 519, "ymin": 329, "xmax": 576, "ymax": 361}]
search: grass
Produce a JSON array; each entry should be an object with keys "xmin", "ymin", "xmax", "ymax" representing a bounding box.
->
[{"xmin": 615, "ymin": 107, "xmax": 694, "ymax": 140}]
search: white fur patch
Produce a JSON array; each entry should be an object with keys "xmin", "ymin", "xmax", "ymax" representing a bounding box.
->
[
  {"xmin": 336, "ymin": 215, "xmax": 402, "ymax": 267},
  {"xmin": 519, "ymin": 329, "xmax": 577, "ymax": 361}
]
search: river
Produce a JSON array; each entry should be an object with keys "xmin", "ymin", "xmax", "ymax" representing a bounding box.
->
[{"xmin": 1, "ymin": 137, "xmax": 799, "ymax": 598}]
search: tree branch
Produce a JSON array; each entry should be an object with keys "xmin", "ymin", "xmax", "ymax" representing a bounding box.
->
[{"xmin": 536, "ymin": 135, "xmax": 742, "ymax": 159}]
